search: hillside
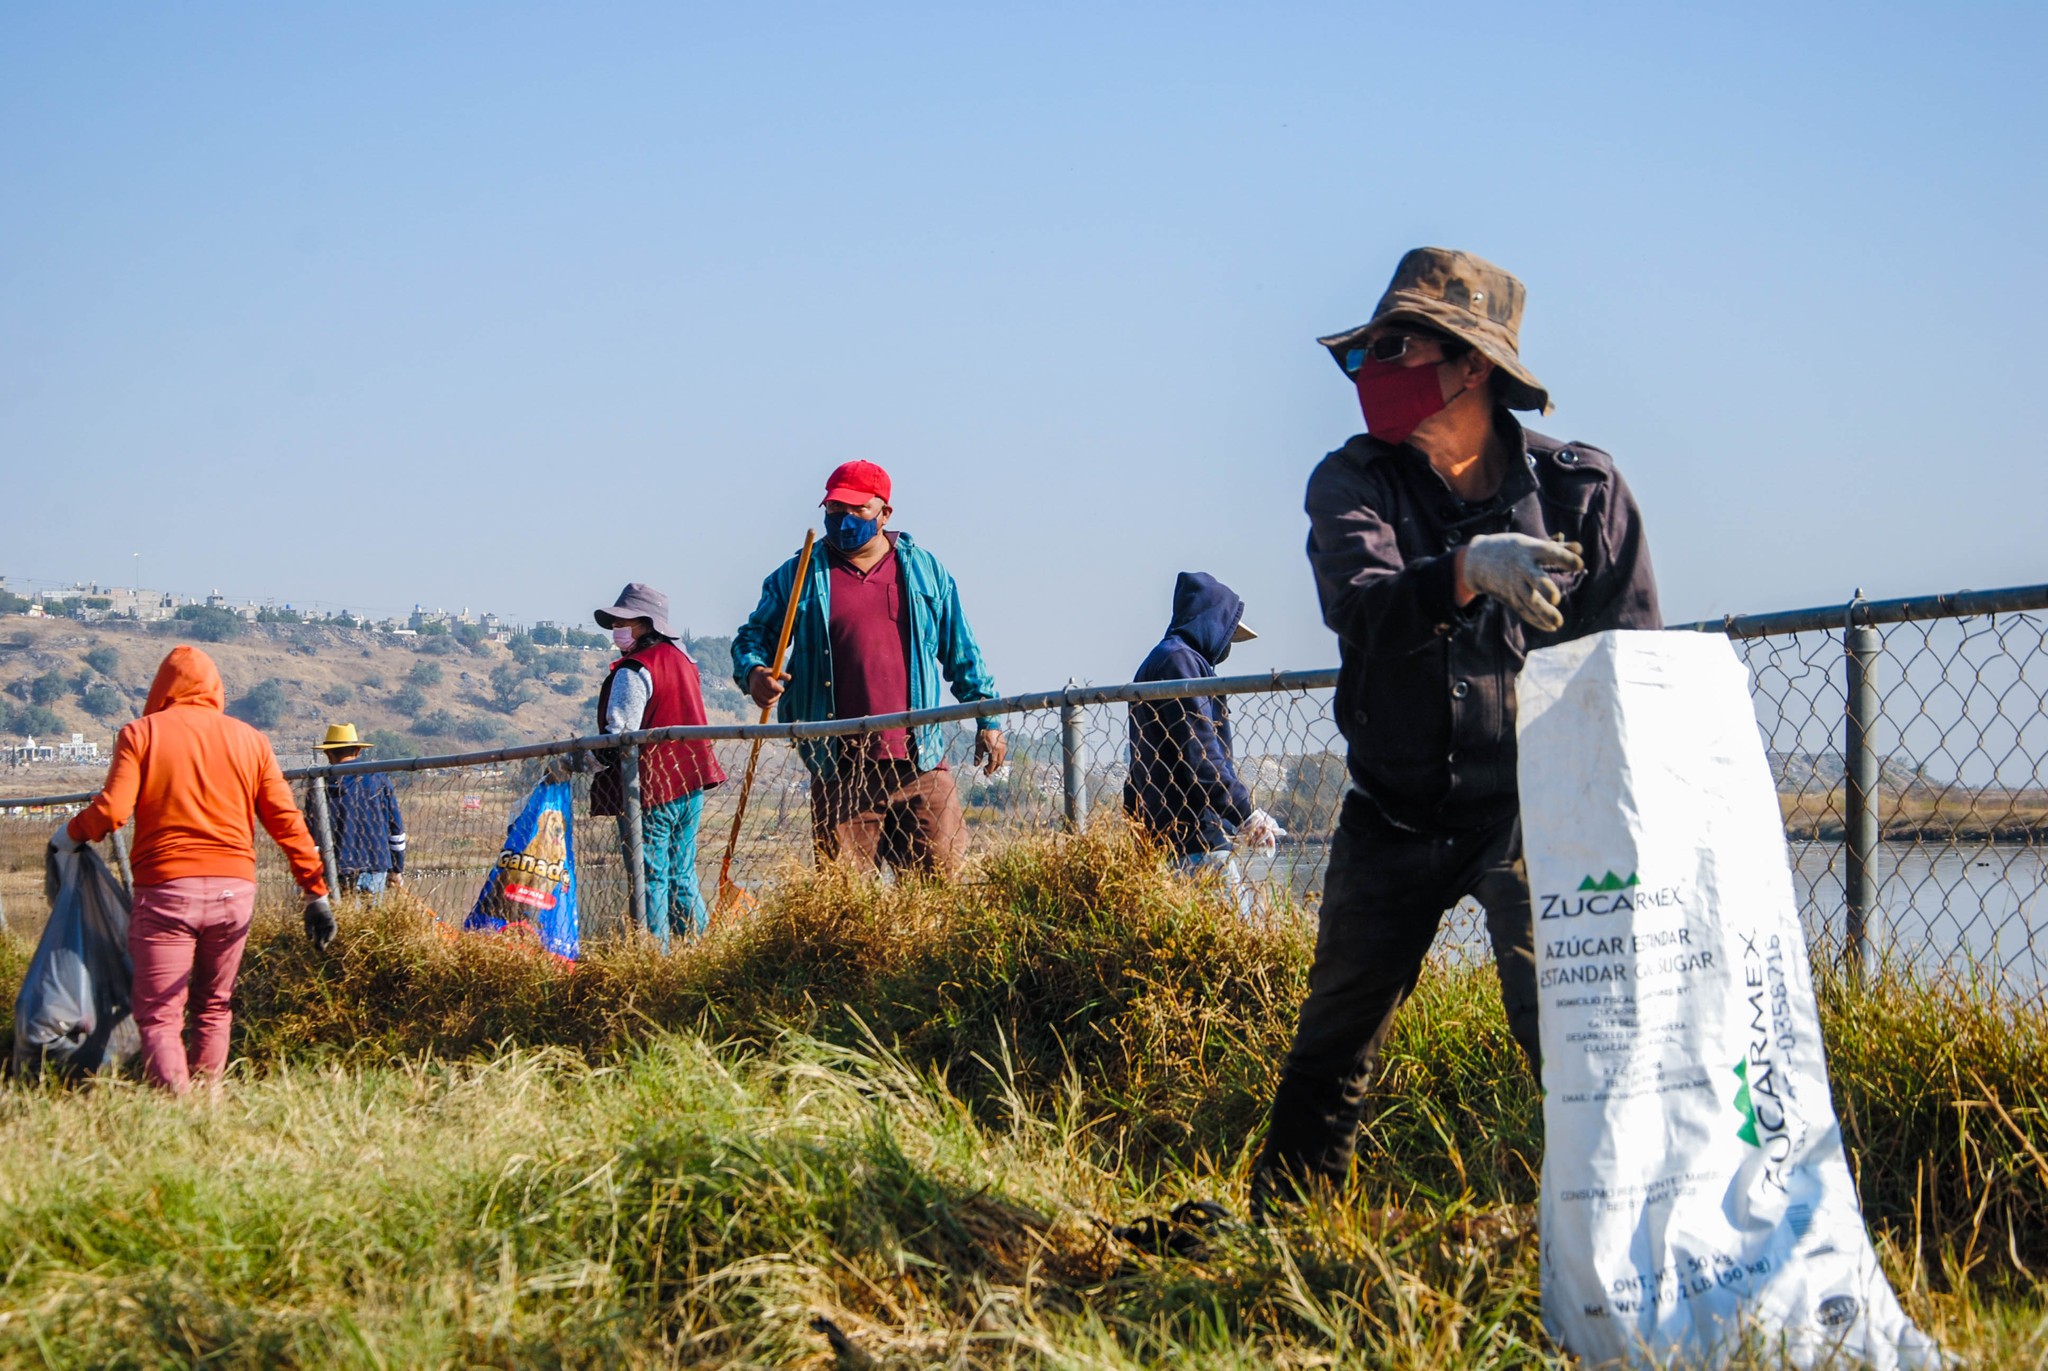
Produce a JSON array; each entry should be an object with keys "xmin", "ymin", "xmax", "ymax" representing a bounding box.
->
[{"xmin": 0, "ymin": 615, "xmax": 748, "ymax": 788}]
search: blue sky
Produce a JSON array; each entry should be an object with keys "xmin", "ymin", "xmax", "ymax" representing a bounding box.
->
[{"xmin": 4, "ymin": 2, "xmax": 2043, "ymax": 690}]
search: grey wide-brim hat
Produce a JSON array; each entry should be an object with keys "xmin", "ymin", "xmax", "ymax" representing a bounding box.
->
[
  {"xmin": 593, "ymin": 582, "xmax": 672, "ymax": 639},
  {"xmin": 1317, "ymin": 246, "xmax": 1552, "ymax": 414}
]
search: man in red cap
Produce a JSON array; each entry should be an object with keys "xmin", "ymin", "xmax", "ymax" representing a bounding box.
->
[{"xmin": 734, "ymin": 461, "xmax": 1005, "ymax": 875}]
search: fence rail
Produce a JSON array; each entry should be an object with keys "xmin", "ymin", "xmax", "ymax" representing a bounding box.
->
[{"xmin": 4, "ymin": 585, "xmax": 2044, "ymax": 1002}]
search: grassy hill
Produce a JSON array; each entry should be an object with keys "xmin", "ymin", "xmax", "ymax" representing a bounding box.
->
[
  {"xmin": 0, "ymin": 615, "xmax": 748, "ymax": 785},
  {"xmin": 0, "ymin": 830, "xmax": 2040, "ymax": 1366}
]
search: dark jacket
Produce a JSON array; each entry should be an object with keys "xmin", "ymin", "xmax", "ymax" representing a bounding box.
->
[
  {"xmin": 1306, "ymin": 414, "xmax": 1660, "ymax": 835},
  {"xmin": 325, "ymin": 771, "xmax": 406, "ymax": 876},
  {"xmin": 1123, "ymin": 572, "xmax": 1255, "ymax": 856}
]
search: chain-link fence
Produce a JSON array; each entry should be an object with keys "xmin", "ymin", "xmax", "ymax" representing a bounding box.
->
[
  {"xmin": 4, "ymin": 583, "xmax": 2044, "ymax": 999},
  {"xmin": 1678, "ymin": 585, "xmax": 2048, "ymax": 999}
]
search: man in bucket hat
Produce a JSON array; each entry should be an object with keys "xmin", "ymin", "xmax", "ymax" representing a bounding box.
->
[
  {"xmin": 1251, "ymin": 247, "xmax": 1661, "ymax": 1210},
  {"xmin": 312, "ymin": 723, "xmax": 407, "ymax": 904},
  {"xmin": 592, "ymin": 582, "xmax": 727, "ymax": 949}
]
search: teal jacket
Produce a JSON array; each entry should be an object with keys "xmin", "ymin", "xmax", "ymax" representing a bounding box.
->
[{"xmin": 732, "ymin": 532, "xmax": 1001, "ymax": 779}]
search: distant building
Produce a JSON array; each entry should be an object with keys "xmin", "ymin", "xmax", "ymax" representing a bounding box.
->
[
  {"xmin": 3, "ymin": 733, "xmax": 102, "ymax": 767},
  {"xmin": 105, "ymin": 587, "xmax": 177, "ymax": 621}
]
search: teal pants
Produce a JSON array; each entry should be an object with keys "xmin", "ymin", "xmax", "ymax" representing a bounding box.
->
[{"xmin": 621, "ymin": 791, "xmax": 708, "ymax": 951}]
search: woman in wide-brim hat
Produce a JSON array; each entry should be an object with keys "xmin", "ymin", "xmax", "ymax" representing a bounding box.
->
[{"xmin": 592, "ymin": 583, "xmax": 727, "ymax": 951}]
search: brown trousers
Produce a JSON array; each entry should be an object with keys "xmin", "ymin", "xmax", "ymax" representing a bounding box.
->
[{"xmin": 811, "ymin": 759, "xmax": 969, "ymax": 876}]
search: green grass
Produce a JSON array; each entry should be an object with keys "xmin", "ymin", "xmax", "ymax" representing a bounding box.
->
[{"xmin": 1, "ymin": 827, "xmax": 2044, "ymax": 1367}]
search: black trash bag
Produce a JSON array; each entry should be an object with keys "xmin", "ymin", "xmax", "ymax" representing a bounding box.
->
[{"xmin": 10, "ymin": 842, "xmax": 142, "ymax": 1081}]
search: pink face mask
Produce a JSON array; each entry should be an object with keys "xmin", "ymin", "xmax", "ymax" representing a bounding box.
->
[
  {"xmin": 611, "ymin": 625, "xmax": 639, "ymax": 652},
  {"xmin": 1353, "ymin": 356, "xmax": 1453, "ymax": 445}
]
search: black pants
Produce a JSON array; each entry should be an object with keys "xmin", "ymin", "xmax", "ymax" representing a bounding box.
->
[{"xmin": 1256, "ymin": 793, "xmax": 1542, "ymax": 1188}]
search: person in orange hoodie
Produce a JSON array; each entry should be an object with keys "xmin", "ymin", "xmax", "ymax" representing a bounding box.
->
[{"xmin": 52, "ymin": 645, "xmax": 332, "ymax": 1093}]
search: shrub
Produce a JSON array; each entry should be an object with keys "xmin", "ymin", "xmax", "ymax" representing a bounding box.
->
[
  {"xmin": 80, "ymin": 683, "xmax": 125, "ymax": 720},
  {"xmin": 28, "ymin": 670, "xmax": 67, "ymax": 707},
  {"xmin": 83, "ymin": 645, "xmax": 118, "ymax": 676},
  {"xmin": 456, "ymin": 715, "xmax": 502, "ymax": 744},
  {"xmin": 418, "ymin": 636, "xmax": 456, "ymax": 657},
  {"xmin": 321, "ymin": 683, "xmax": 354, "ymax": 706},
  {"xmin": 530, "ymin": 624, "xmax": 564, "ymax": 646},
  {"xmin": 410, "ymin": 709, "xmax": 456, "ymax": 737},
  {"xmin": 227, "ymin": 679, "xmax": 289, "ymax": 729},
  {"xmin": 408, "ymin": 661, "xmax": 443, "ymax": 688},
  {"xmin": 361, "ymin": 673, "xmax": 384, "ymax": 690},
  {"xmin": 363, "ymin": 728, "xmax": 418, "ymax": 758},
  {"xmin": 3, "ymin": 703, "xmax": 63, "ymax": 735},
  {"xmin": 164, "ymin": 604, "xmax": 242, "ymax": 641},
  {"xmin": 390, "ymin": 684, "xmax": 427, "ymax": 718}
]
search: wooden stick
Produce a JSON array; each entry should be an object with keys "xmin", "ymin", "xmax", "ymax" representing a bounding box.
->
[{"xmin": 715, "ymin": 529, "xmax": 816, "ymax": 916}]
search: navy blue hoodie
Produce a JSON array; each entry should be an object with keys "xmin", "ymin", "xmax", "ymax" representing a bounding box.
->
[{"xmin": 1122, "ymin": 572, "xmax": 1254, "ymax": 856}]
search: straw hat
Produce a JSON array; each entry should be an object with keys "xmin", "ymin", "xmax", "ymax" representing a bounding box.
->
[{"xmin": 315, "ymin": 722, "xmax": 372, "ymax": 753}]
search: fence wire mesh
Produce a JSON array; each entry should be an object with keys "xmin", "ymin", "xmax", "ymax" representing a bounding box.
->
[
  {"xmin": 1718, "ymin": 605, "xmax": 2048, "ymax": 997},
  {"xmin": 3, "ymin": 586, "xmax": 2043, "ymax": 1002}
]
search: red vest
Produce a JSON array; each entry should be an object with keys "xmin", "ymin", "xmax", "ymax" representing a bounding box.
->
[{"xmin": 599, "ymin": 640, "xmax": 727, "ymax": 808}]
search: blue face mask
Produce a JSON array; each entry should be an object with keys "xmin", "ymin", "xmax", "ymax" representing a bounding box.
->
[{"xmin": 824, "ymin": 510, "xmax": 880, "ymax": 552}]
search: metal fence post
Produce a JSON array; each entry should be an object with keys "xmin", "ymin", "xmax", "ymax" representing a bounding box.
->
[
  {"xmin": 305, "ymin": 766, "xmax": 340, "ymax": 900},
  {"xmin": 622, "ymin": 741, "xmax": 648, "ymax": 933},
  {"xmin": 1060, "ymin": 682, "xmax": 1087, "ymax": 831},
  {"xmin": 1843, "ymin": 594, "xmax": 1879, "ymax": 980},
  {"xmin": 109, "ymin": 825, "xmax": 134, "ymax": 893}
]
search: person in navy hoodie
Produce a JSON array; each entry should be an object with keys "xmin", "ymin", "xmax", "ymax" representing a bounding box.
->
[{"xmin": 1123, "ymin": 573, "xmax": 1282, "ymax": 917}]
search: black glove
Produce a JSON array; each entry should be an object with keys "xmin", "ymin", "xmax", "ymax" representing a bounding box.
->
[{"xmin": 303, "ymin": 895, "xmax": 337, "ymax": 950}]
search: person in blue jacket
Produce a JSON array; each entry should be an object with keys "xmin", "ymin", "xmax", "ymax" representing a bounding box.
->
[
  {"xmin": 734, "ymin": 461, "xmax": 1005, "ymax": 876},
  {"xmin": 1124, "ymin": 573, "xmax": 1282, "ymax": 917},
  {"xmin": 314, "ymin": 723, "xmax": 407, "ymax": 902}
]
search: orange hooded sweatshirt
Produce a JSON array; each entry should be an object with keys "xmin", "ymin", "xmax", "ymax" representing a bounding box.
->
[{"xmin": 68, "ymin": 646, "xmax": 328, "ymax": 895}]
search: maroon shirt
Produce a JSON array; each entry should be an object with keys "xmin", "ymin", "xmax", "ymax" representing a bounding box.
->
[{"xmin": 828, "ymin": 539, "xmax": 915, "ymax": 761}]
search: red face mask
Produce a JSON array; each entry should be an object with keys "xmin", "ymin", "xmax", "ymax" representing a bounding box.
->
[{"xmin": 1353, "ymin": 356, "xmax": 1452, "ymax": 445}]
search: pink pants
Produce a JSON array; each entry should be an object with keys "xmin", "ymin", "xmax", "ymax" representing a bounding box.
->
[{"xmin": 130, "ymin": 876, "xmax": 257, "ymax": 1093}]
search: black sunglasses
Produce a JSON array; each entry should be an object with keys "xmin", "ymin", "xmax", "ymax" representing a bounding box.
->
[{"xmin": 1343, "ymin": 331, "xmax": 1469, "ymax": 373}]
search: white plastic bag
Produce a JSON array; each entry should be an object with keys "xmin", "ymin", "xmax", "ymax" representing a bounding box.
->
[{"xmin": 1516, "ymin": 630, "xmax": 1941, "ymax": 1369}]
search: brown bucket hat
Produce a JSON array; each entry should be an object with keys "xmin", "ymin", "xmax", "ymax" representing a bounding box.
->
[{"xmin": 1317, "ymin": 247, "xmax": 1551, "ymax": 414}]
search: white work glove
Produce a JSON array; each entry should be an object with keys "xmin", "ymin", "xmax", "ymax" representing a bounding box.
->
[
  {"xmin": 1240, "ymin": 808, "xmax": 1286, "ymax": 851},
  {"xmin": 47, "ymin": 825, "xmax": 85, "ymax": 857},
  {"xmin": 1461, "ymin": 533, "xmax": 1584, "ymax": 633}
]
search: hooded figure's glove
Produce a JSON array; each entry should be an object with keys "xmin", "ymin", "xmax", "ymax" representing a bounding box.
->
[
  {"xmin": 1240, "ymin": 809, "xmax": 1286, "ymax": 851},
  {"xmin": 1461, "ymin": 533, "xmax": 1584, "ymax": 633},
  {"xmin": 303, "ymin": 895, "xmax": 337, "ymax": 950}
]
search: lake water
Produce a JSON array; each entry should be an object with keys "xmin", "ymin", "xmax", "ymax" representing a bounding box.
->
[{"xmin": 1244, "ymin": 839, "xmax": 2046, "ymax": 999}]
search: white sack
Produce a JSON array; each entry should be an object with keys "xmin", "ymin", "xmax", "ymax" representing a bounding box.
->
[{"xmin": 1516, "ymin": 630, "xmax": 1941, "ymax": 1369}]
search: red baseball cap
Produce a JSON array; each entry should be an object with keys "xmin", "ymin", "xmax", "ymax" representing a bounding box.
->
[{"xmin": 820, "ymin": 460, "xmax": 892, "ymax": 507}]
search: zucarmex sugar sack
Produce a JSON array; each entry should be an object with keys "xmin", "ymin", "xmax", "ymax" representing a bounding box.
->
[{"xmin": 1516, "ymin": 631, "xmax": 1941, "ymax": 1370}]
